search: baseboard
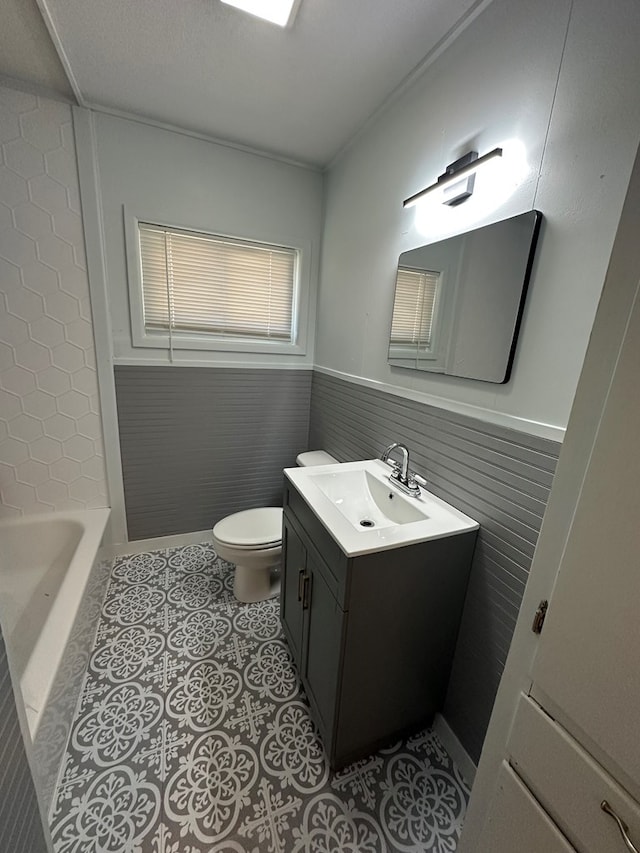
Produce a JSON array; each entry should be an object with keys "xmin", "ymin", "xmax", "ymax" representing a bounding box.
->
[
  {"xmin": 433, "ymin": 713, "xmax": 477, "ymax": 788},
  {"xmin": 103, "ymin": 529, "xmax": 213, "ymax": 559}
]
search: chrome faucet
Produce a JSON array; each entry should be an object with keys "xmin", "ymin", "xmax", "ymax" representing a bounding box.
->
[
  {"xmin": 381, "ymin": 442, "xmax": 410, "ymax": 482},
  {"xmin": 380, "ymin": 442, "xmax": 427, "ymax": 497}
]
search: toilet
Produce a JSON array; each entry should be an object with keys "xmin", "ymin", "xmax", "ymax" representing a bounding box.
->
[{"xmin": 212, "ymin": 450, "xmax": 338, "ymax": 603}]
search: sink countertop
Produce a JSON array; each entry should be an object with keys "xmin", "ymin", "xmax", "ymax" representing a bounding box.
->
[{"xmin": 284, "ymin": 459, "xmax": 479, "ymax": 557}]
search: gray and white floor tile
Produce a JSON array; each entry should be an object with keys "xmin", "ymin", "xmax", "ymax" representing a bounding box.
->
[{"xmin": 50, "ymin": 543, "xmax": 469, "ymax": 852}]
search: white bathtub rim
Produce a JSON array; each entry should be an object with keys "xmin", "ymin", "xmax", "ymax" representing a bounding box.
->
[{"xmin": 0, "ymin": 508, "xmax": 110, "ymax": 739}]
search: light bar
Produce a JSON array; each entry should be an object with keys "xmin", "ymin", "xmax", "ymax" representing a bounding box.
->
[
  {"xmin": 403, "ymin": 147, "xmax": 503, "ymax": 209},
  {"xmin": 220, "ymin": 0, "xmax": 300, "ymax": 27}
]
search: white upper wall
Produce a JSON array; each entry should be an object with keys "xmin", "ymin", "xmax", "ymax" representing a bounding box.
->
[
  {"xmin": 92, "ymin": 112, "xmax": 324, "ymax": 367},
  {"xmin": 316, "ymin": 0, "xmax": 640, "ymax": 437}
]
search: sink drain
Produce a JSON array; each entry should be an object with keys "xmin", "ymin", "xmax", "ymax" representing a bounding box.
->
[{"xmin": 359, "ymin": 519, "xmax": 375, "ymax": 528}]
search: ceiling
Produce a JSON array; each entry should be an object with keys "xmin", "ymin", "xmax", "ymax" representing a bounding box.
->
[
  {"xmin": 0, "ymin": 0, "xmax": 73, "ymax": 99},
  {"xmin": 1, "ymin": 0, "xmax": 485, "ymax": 167}
]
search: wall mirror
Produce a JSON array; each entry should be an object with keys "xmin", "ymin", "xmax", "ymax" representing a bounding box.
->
[{"xmin": 388, "ymin": 210, "xmax": 542, "ymax": 383}]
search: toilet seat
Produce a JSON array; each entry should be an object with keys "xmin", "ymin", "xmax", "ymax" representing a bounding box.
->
[{"xmin": 213, "ymin": 507, "xmax": 283, "ymax": 549}]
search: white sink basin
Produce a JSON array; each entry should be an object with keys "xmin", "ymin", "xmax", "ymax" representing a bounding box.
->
[
  {"xmin": 310, "ymin": 467, "xmax": 427, "ymax": 528},
  {"xmin": 284, "ymin": 458, "xmax": 478, "ymax": 556}
]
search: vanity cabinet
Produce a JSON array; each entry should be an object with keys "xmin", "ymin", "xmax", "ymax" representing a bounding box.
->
[
  {"xmin": 280, "ymin": 479, "xmax": 477, "ymax": 769},
  {"xmin": 281, "ymin": 516, "xmax": 344, "ymax": 735}
]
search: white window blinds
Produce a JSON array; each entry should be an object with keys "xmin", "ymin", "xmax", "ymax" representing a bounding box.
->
[
  {"xmin": 138, "ymin": 223, "xmax": 297, "ymax": 342},
  {"xmin": 389, "ymin": 267, "xmax": 440, "ymax": 348}
]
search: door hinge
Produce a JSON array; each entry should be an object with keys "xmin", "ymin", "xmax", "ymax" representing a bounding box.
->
[{"xmin": 532, "ymin": 600, "xmax": 548, "ymax": 634}]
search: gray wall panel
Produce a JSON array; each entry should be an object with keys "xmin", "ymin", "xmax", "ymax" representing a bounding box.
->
[
  {"xmin": 0, "ymin": 628, "xmax": 48, "ymax": 853},
  {"xmin": 115, "ymin": 366, "xmax": 312, "ymax": 541},
  {"xmin": 309, "ymin": 371, "xmax": 560, "ymax": 763}
]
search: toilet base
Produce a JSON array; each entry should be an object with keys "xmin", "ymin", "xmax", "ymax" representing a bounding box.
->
[
  {"xmin": 212, "ymin": 534, "xmax": 282, "ymax": 604},
  {"xmin": 233, "ymin": 564, "xmax": 281, "ymax": 604}
]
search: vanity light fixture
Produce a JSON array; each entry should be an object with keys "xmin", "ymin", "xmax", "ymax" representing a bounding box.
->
[
  {"xmin": 220, "ymin": 0, "xmax": 301, "ymax": 27},
  {"xmin": 403, "ymin": 147, "xmax": 503, "ymax": 209}
]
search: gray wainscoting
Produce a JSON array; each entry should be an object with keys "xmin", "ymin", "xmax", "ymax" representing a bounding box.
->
[
  {"xmin": 309, "ymin": 371, "xmax": 560, "ymax": 763},
  {"xmin": 0, "ymin": 628, "xmax": 48, "ymax": 852},
  {"xmin": 115, "ymin": 366, "xmax": 312, "ymax": 541}
]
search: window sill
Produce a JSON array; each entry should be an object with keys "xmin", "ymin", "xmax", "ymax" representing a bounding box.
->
[{"xmin": 131, "ymin": 330, "xmax": 307, "ymax": 357}]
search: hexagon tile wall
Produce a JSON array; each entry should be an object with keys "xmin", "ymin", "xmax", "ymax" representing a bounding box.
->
[{"xmin": 0, "ymin": 84, "xmax": 108, "ymax": 518}]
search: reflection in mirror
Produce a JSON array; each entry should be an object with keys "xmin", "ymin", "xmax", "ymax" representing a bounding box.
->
[
  {"xmin": 390, "ymin": 267, "xmax": 441, "ymax": 357},
  {"xmin": 388, "ymin": 210, "xmax": 541, "ymax": 383}
]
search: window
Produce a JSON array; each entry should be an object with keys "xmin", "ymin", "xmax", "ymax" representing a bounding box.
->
[
  {"xmin": 389, "ymin": 267, "xmax": 440, "ymax": 349},
  {"xmin": 134, "ymin": 222, "xmax": 300, "ymax": 351}
]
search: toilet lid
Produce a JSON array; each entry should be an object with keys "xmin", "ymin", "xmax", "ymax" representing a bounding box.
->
[{"xmin": 213, "ymin": 507, "xmax": 283, "ymax": 547}]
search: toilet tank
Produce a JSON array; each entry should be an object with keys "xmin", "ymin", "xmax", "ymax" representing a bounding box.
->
[{"xmin": 296, "ymin": 450, "xmax": 338, "ymax": 467}]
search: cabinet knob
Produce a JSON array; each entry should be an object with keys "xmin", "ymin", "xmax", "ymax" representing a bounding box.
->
[{"xmin": 601, "ymin": 800, "xmax": 640, "ymax": 853}]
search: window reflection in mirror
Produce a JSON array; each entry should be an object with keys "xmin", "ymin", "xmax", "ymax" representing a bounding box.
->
[
  {"xmin": 389, "ymin": 267, "xmax": 441, "ymax": 358},
  {"xmin": 388, "ymin": 210, "xmax": 541, "ymax": 383}
]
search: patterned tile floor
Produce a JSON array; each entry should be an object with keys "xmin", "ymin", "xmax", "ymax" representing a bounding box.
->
[{"xmin": 50, "ymin": 543, "xmax": 469, "ymax": 852}]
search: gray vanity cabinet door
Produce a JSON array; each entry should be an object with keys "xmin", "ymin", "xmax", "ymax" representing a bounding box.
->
[
  {"xmin": 281, "ymin": 517, "xmax": 306, "ymax": 666},
  {"xmin": 301, "ymin": 550, "xmax": 344, "ymax": 742}
]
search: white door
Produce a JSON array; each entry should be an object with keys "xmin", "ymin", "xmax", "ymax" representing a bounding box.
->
[
  {"xmin": 462, "ymin": 143, "xmax": 640, "ymax": 853},
  {"xmin": 475, "ymin": 762, "xmax": 577, "ymax": 853},
  {"xmin": 528, "ymin": 264, "xmax": 640, "ymax": 804}
]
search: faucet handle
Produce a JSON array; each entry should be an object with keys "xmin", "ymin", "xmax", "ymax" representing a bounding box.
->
[
  {"xmin": 387, "ymin": 462, "xmax": 402, "ymax": 480},
  {"xmin": 411, "ymin": 472, "xmax": 428, "ymax": 488}
]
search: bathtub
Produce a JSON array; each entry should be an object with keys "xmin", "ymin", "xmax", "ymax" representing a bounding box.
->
[{"xmin": 0, "ymin": 508, "xmax": 110, "ymax": 809}]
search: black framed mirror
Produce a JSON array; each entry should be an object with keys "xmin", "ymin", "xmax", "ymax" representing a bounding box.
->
[{"xmin": 388, "ymin": 210, "xmax": 542, "ymax": 383}]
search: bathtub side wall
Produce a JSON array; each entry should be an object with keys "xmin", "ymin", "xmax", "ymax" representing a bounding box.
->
[
  {"xmin": 0, "ymin": 509, "xmax": 111, "ymax": 818},
  {"xmin": 32, "ymin": 554, "xmax": 112, "ymax": 815},
  {"xmin": 0, "ymin": 624, "xmax": 49, "ymax": 852}
]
